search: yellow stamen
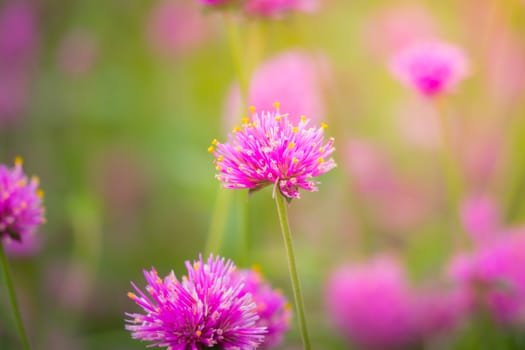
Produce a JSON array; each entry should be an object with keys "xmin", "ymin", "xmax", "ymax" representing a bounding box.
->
[
  {"xmin": 273, "ymin": 101, "xmax": 280, "ymax": 110},
  {"xmin": 127, "ymin": 292, "xmax": 137, "ymax": 300},
  {"xmin": 318, "ymin": 157, "xmax": 324, "ymax": 163},
  {"xmin": 292, "ymin": 157, "xmax": 298, "ymax": 164},
  {"xmin": 300, "ymin": 115, "xmax": 307, "ymax": 123},
  {"xmin": 14, "ymin": 156, "xmax": 23, "ymax": 166},
  {"xmin": 233, "ymin": 126, "xmax": 241, "ymax": 133},
  {"xmin": 207, "ymin": 146, "xmax": 214, "ymax": 153},
  {"xmin": 275, "ymin": 115, "xmax": 281, "ymax": 122},
  {"xmin": 196, "ymin": 330, "xmax": 202, "ymax": 337},
  {"xmin": 321, "ymin": 122, "xmax": 328, "ymax": 129},
  {"xmin": 17, "ymin": 179, "xmax": 27, "ymax": 187},
  {"xmin": 216, "ymin": 166, "xmax": 222, "ymax": 171},
  {"xmin": 235, "ymin": 146, "xmax": 241, "ymax": 152},
  {"xmin": 194, "ymin": 262, "xmax": 200, "ymax": 270},
  {"xmin": 292, "ymin": 127, "xmax": 299, "ymax": 133},
  {"xmin": 37, "ymin": 189, "xmax": 44, "ymax": 198},
  {"xmin": 241, "ymin": 117, "xmax": 249, "ymax": 124},
  {"xmin": 249, "ymin": 105, "xmax": 256, "ymax": 114},
  {"xmin": 288, "ymin": 142, "xmax": 295, "ymax": 149},
  {"xmin": 217, "ymin": 156, "xmax": 224, "ymax": 162},
  {"xmin": 31, "ymin": 176, "xmax": 40, "ymax": 185},
  {"xmin": 319, "ymin": 147, "xmax": 324, "ymax": 153}
]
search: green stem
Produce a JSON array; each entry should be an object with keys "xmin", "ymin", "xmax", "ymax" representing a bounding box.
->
[
  {"xmin": 274, "ymin": 194, "xmax": 311, "ymax": 350},
  {"xmin": 0, "ymin": 242, "xmax": 31, "ymax": 350},
  {"xmin": 224, "ymin": 12, "xmax": 249, "ymax": 111},
  {"xmin": 236, "ymin": 190, "xmax": 249, "ymax": 266},
  {"xmin": 435, "ymin": 99, "xmax": 465, "ymax": 250},
  {"xmin": 205, "ymin": 186, "xmax": 233, "ymax": 256}
]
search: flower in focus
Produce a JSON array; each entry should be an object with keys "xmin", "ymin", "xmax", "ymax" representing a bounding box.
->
[
  {"xmin": 211, "ymin": 106, "xmax": 336, "ymax": 199},
  {"xmin": 225, "ymin": 50, "xmax": 328, "ymax": 129},
  {"xmin": 237, "ymin": 267, "xmax": 291, "ymax": 348},
  {"xmin": 0, "ymin": 157, "xmax": 45, "ymax": 244},
  {"xmin": 244, "ymin": 0, "xmax": 317, "ymax": 18},
  {"xmin": 390, "ymin": 40, "xmax": 470, "ymax": 97},
  {"xmin": 325, "ymin": 257, "xmax": 418, "ymax": 350},
  {"xmin": 126, "ymin": 254, "xmax": 266, "ymax": 349}
]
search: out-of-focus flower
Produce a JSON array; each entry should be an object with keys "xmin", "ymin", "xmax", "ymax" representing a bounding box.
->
[
  {"xmin": 0, "ymin": 158, "xmax": 45, "ymax": 244},
  {"xmin": 0, "ymin": 1, "xmax": 37, "ymax": 123},
  {"xmin": 198, "ymin": 0, "xmax": 232, "ymax": 6},
  {"xmin": 325, "ymin": 257, "xmax": 418, "ymax": 349},
  {"xmin": 225, "ymin": 50, "xmax": 328, "ymax": 128},
  {"xmin": 126, "ymin": 254, "xmax": 266, "ymax": 349},
  {"xmin": 211, "ymin": 106, "xmax": 336, "ymax": 199},
  {"xmin": 449, "ymin": 230, "xmax": 525, "ymax": 323},
  {"xmin": 57, "ymin": 29, "xmax": 98, "ymax": 77},
  {"xmin": 361, "ymin": 4, "xmax": 439, "ymax": 59},
  {"xmin": 390, "ymin": 41, "xmax": 470, "ymax": 98},
  {"xmin": 147, "ymin": 0, "xmax": 210, "ymax": 58},
  {"xmin": 460, "ymin": 194, "xmax": 501, "ymax": 245},
  {"xmin": 3, "ymin": 233, "xmax": 41, "ymax": 257},
  {"xmin": 244, "ymin": 0, "xmax": 317, "ymax": 18},
  {"xmin": 237, "ymin": 267, "xmax": 291, "ymax": 348}
]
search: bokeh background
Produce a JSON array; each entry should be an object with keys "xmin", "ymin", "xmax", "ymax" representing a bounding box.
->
[{"xmin": 1, "ymin": 0, "xmax": 525, "ymax": 349}]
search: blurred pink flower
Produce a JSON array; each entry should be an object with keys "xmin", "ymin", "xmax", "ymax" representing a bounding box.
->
[
  {"xmin": 343, "ymin": 139, "xmax": 434, "ymax": 232},
  {"xmin": 325, "ymin": 257, "xmax": 419, "ymax": 349},
  {"xmin": 361, "ymin": 4, "xmax": 439, "ymax": 59},
  {"xmin": 460, "ymin": 194, "xmax": 501, "ymax": 245},
  {"xmin": 394, "ymin": 97, "xmax": 440, "ymax": 150},
  {"xmin": 225, "ymin": 50, "xmax": 328, "ymax": 129},
  {"xmin": 0, "ymin": 1, "xmax": 37, "ymax": 124},
  {"xmin": 147, "ymin": 1, "xmax": 210, "ymax": 58},
  {"xmin": 449, "ymin": 230, "xmax": 525, "ymax": 323},
  {"xmin": 244, "ymin": 0, "xmax": 317, "ymax": 18},
  {"xmin": 57, "ymin": 29, "xmax": 98, "ymax": 77},
  {"xmin": 3, "ymin": 233, "xmax": 41, "ymax": 257},
  {"xmin": 198, "ymin": 0, "xmax": 232, "ymax": 6},
  {"xmin": 390, "ymin": 41, "xmax": 470, "ymax": 97}
]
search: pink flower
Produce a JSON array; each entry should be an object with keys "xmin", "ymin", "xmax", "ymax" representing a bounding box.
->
[
  {"xmin": 211, "ymin": 107, "xmax": 336, "ymax": 199},
  {"xmin": 325, "ymin": 257, "xmax": 418, "ymax": 349},
  {"xmin": 225, "ymin": 50, "xmax": 328, "ymax": 129},
  {"xmin": 244, "ymin": 0, "xmax": 317, "ymax": 18},
  {"xmin": 390, "ymin": 41, "xmax": 470, "ymax": 97},
  {"xmin": 460, "ymin": 194, "xmax": 501, "ymax": 245},
  {"xmin": 147, "ymin": 1, "xmax": 210, "ymax": 58},
  {"xmin": 237, "ymin": 267, "xmax": 291, "ymax": 348}
]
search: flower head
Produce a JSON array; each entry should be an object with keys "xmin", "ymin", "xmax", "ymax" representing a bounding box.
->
[
  {"xmin": 244, "ymin": 0, "xmax": 317, "ymax": 18},
  {"xmin": 126, "ymin": 254, "xmax": 266, "ymax": 349},
  {"xmin": 237, "ymin": 267, "xmax": 291, "ymax": 348},
  {"xmin": 390, "ymin": 40, "xmax": 470, "ymax": 97},
  {"xmin": 211, "ymin": 106, "xmax": 336, "ymax": 199},
  {"xmin": 0, "ymin": 157, "xmax": 45, "ymax": 243}
]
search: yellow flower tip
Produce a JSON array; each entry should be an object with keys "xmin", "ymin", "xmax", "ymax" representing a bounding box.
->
[
  {"xmin": 233, "ymin": 126, "xmax": 241, "ymax": 133},
  {"xmin": 300, "ymin": 115, "xmax": 307, "ymax": 123},
  {"xmin": 273, "ymin": 101, "xmax": 281, "ymax": 110},
  {"xmin": 285, "ymin": 302, "xmax": 292, "ymax": 311},
  {"xmin": 37, "ymin": 189, "xmax": 44, "ymax": 198},
  {"xmin": 217, "ymin": 155, "xmax": 224, "ymax": 162},
  {"xmin": 207, "ymin": 146, "xmax": 215, "ymax": 153},
  {"xmin": 14, "ymin": 156, "xmax": 23, "ymax": 166},
  {"xmin": 249, "ymin": 105, "xmax": 256, "ymax": 114},
  {"xmin": 193, "ymin": 262, "xmax": 200, "ymax": 270},
  {"xmin": 321, "ymin": 122, "xmax": 328, "ymax": 129},
  {"xmin": 275, "ymin": 115, "xmax": 281, "ymax": 122},
  {"xmin": 17, "ymin": 179, "xmax": 27, "ymax": 187},
  {"xmin": 216, "ymin": 165, "xmax": 222, "ymax": 171},
  {"xmin": 127, "ymin": 292, "xmax": 137, "ymax": 300},
  {"xmin": 241, "ymin": 117, "xmax": 249, "ymax": 124},
  {"xmin": 212, "ymin": 139, "xmax": 219, "ymax": 145},
  {"xmin": 251, "ymin": 263, "xmax": 263, "ymax": 274},
  {"xmin": 292, "ymin": 127, "xmax": 299, "ymax": 133},
  {"xmin": 319, "ymin": 147, "xmax": 325, "ymax": 153},
  {"xmin": 288, "ymin": 142, "xmax": 295, "ymax": 149},
  {"xmin": 317, "ymin": 157, "xmax": 324, "ymax": 164},
  {"xmin": 292, "ymin": 157, "xmax": 298, "ymax": 164},
  {"xmin": 195, "ymin": 330, "xmax": 202, "ymax": 338}
]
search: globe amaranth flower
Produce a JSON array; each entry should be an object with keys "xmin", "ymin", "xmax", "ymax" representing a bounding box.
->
[
  {"xmin": 390, "ymin": 40, "xmax": 470, "ymax": 97},
  {"xmin": 126, "ymin": 254, "xmax": 266, "ymax": 350},
  {"xmin": 0, "ymin": 157, "xmax": 45, "ymax": 243},
  {"xmin": 237, "ymin": 266, "xmax": 291, "ymax": 348},
  {"xmin": 210, "ymin": 105, "xmax": 336, "ymax": 200}
]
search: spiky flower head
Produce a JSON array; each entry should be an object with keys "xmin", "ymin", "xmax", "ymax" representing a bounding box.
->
[
  {"xmin": 238, "ymin": 266, "xmax": 292, "ymax": 348},
  {"xmin": 390, "ymin": 40, "xmax": 470, "ymax": 97},
  {"xmin": 126, "ymin": 254, "xmax": 266, "ymax": 349},
  {"xmin": 210, "ymin": 104, "xmax": 336, "ymax": 200},
  {"xmin": 0, "ymin": 157, "xmax": 45, "ymax": 244}
]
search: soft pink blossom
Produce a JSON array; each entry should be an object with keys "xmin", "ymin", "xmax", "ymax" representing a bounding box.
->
[
  {"xmin": 244, "ymin": 0, "xmax": 317, "ymax": 18},
  {"xmin": 460, "ymin": 194, "xmax": 501, "ymax": 245},
  {"xmin": 390, "ymin": 40, "xmax": 470, "ymax": 97}
]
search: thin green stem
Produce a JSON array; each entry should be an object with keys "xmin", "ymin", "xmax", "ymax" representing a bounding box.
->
[
  {"xmin": 224, "ymin": 12, "xmax": 249, "ymax": 111},
  {"xmin": 205, "ymin": 186, "xmax": 233, "ymax": 256},
  {"xmin": 0, "ymin": 242, "xmax": 31, "ymax": 350},
  {"xmin": 235, "ymin": 190, "xmax": 249, "ymax": 266},
  {"xmin": 274, "ymin": 194, "xmax": 311, "ymax": 350},
  {"xmin": 435, "ymin": 99, "xmax": 465, "ymax": 250}
]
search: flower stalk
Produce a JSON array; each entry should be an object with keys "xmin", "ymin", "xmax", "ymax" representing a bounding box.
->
[{"xmin": 274, "ymin": 193, "xmax": 312, "ymax": 350}]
